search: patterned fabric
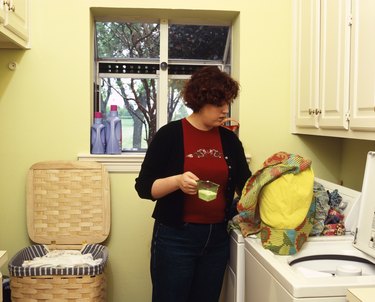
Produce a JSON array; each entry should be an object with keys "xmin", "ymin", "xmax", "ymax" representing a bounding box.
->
[
  {"xmin": 322, "ymin": 222, "xmax": 345, "ymax": 236},
  {"xmin": 310, "ymin": 181, "xmax": 330, "ymax": 236},
  {"xmin": 327, "ymin": 189, "xmax": 343, "ymax": 208},
  {"xmin": 230, "ymin": 151, "xmax": 315, "ymax": 255},
  {"xmin": 321, "ymin": 189, "xmax": 346, "ymax": 236},
  {"xmin": 260, "ymin": 199, "xmax": 316, "ymax": 255},
  {"xmin": 8, "ymin": 244, "xmax": 108, "ymax": 277}
]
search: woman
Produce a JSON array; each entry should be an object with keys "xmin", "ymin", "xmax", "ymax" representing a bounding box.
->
[{"xmin": 135, "ymin": 66, "xmax": 251, "ymax": 302}]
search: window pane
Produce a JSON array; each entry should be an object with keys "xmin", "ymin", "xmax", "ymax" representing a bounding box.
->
[
  {"xmin": 99, "ymin": 77, "xmax": 158, "ymax": 151},
  {"xmin": 96, "ymin": 22, "xmax": 160, "ymax": 59},
  {"xmin": 168, "ymin": 78, "xmax": 192, "ymax": 122},
  {"xmin": 168, "ymin": 24, "xmax": 229, "ymax": 60}
]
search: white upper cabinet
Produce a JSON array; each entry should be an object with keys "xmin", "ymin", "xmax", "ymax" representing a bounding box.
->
[
  {"xmin": 292, "ymin": 0, "xmax": 375, "ymax": 140},
  {"xmin": 0, "ymin": 0, "xmax": 30, "ymax": 48},
  {"xmin": 349, "ymin": 0, "xmax": 375, "ymax": 131}
]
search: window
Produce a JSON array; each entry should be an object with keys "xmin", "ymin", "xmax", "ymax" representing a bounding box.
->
[{"xmin": 94, "ymin": 19, "xmax": 231, "ymax": 152}]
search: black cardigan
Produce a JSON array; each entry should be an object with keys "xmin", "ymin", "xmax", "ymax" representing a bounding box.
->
[{"xmin": 135, "ymin": 119, "xmax": 252, "ymax": 226}]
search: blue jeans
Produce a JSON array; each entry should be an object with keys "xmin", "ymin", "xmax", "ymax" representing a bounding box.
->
[{"xmin": 151, "ymin": 221, "xmax": 229, "ymax": 302}]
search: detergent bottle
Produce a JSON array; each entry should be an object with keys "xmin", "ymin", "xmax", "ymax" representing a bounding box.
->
[
  {"xmin": 90, "ymin": 112, "xmax": 106, "ymax": 154},
  {"xmin": 105, "ymin": 105, "xmax": 122, "ymax": 154}
]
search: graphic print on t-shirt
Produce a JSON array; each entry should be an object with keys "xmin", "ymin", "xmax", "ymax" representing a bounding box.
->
[{"xmin": 186, "ymin": 148, "xmax": 223, "ymax": 159}]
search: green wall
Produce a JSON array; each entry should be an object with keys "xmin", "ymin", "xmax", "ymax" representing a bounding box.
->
[{"xmin": 1, "ymin": 0, "xmax": 374, "ymax": 301}]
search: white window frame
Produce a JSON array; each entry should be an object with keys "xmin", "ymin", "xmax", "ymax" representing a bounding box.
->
[{"xmin": 78, "ymin": 15, "xmax": 251, "ymax": 172}]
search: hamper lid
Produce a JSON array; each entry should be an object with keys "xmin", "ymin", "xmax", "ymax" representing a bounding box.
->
[{"xmin": 27, "ymin": 161, "xmax": 110, "ymax": 246}]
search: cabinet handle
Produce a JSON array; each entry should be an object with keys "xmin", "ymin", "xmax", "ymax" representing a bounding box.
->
[
  {"xmin": 308, "ymin": 108, "xmax": 314, "ymax": 115},
  {"xmin": 3, "ymin": 1, "xmax": 14, "ymax": 11},
  {"xmin": 315, "ymin": 109, "xmax": 322, "ymax": 115}
]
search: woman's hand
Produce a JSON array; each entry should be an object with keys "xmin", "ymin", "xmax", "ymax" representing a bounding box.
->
[
  {"xmin": 151, "ymin": 171, "xmax": 199, "ymax": 199},
  {"xmin": 177, "ymin": 171, "xmax": 199, "ymax": 195}
]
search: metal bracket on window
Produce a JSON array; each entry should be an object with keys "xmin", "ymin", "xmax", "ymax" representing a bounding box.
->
[{"xmin": 98, "ymin": 63, "xmax": 159, "ymax": 74}]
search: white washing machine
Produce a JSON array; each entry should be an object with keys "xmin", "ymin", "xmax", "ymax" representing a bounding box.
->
[
  {"xmin": 225, "ymin": 172, "xmax": 361, "ymax": 302},
  {"xmin": 244, "ymin": 151, "xmax": 375, "ymax": 302}
]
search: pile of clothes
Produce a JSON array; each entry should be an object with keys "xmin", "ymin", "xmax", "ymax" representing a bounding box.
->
[{"xmin": 311, "ymin": 182, "xmax": 347, "ymax": 237}]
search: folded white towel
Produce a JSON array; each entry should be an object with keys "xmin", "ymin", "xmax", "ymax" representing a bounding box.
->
[{"xmin": 22, "ymin": 249, "xmax": 102, "ymax": 268}]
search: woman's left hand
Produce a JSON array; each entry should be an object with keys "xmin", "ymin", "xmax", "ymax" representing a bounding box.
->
[{"xmin": 177, "ymin": 171, "xmax": 199, "ymax": 195}]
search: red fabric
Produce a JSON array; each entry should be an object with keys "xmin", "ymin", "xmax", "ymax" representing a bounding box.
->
[{"xmin": 182, "ymin": 118, "xmax": 228, "ymax": 223}]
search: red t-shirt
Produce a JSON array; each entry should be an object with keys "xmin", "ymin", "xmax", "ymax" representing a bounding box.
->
[{"xmin": 182, "ymin": 118, "xmax": 228, "ymax": 223}]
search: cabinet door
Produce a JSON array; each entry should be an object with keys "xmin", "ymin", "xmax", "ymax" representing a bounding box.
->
[
  {"xmin": 0, "ymin": 1, "xmax": 5, "ymax": 24},
  {"xmin": 5, "ymin": 0, "xmax": 28, "ymax": 40},
  {"xmin": 292, "ymin": 0, "xmax": 320, "ymax": 129},
  {"xmin": 319, "ymin": 0, "xmax": 351, "ymax": 130},
  {"xmin": 350, "ymin": 0, "xmax": 375, "ymax": 131}
]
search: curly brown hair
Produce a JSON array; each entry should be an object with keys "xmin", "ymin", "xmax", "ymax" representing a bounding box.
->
[{"xmin": 182, "ymin": 66, "xmax": 239, "ymax": 112}]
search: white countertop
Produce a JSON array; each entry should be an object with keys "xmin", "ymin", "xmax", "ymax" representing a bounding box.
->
[{"xmin": 347, "ymin": 287, "xmax": 375, "ymax": 302}]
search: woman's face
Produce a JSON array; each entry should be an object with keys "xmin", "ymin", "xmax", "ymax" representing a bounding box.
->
[{"xmin": 198, "ymin": 103, "xmax": 229, "ymax": 128}]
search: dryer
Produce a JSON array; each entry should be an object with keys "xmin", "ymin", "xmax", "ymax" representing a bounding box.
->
[
  {"xmin": 244, "ymin": 151, "xmax": 375, "ymax": 302},
  {"xmin": 221, "ymin": 229, "xmax": 245, "ymax": 302}
]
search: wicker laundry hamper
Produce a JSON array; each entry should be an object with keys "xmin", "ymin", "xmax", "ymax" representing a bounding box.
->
[{"xmin": 8, "ymin": 161, "xmax": 110, "ymax": 302}]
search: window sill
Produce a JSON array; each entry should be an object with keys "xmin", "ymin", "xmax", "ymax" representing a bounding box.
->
[
  {"xmin": 77, "ymin": 153, "xmax": 252, "ymax": 173},
  {"xmin": 77, "ymin": 153, "xmax": 146, "ymax": 173}
]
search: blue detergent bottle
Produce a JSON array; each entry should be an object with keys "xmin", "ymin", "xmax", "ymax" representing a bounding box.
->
[
  {"xmin": 90, "ymin": 112, "xmax": 106, "ymax": 154},
  {"xmin": 105, "ymin": 105, "xmax": 122, "ymax": 154}
]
